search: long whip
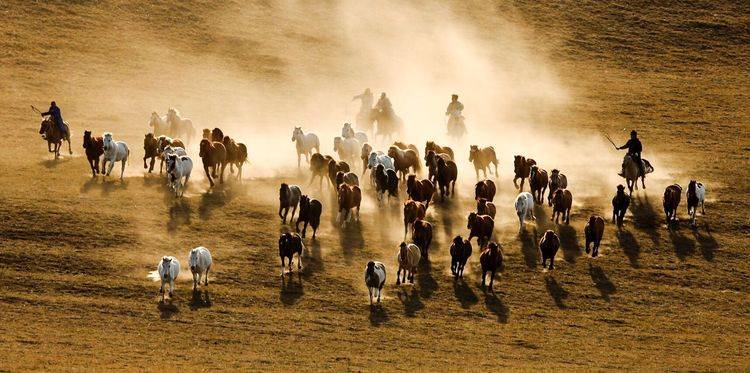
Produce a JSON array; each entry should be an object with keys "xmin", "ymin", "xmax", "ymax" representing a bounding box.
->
[
  {"xmin": 603, "ymin": 132, "xmax": 618, "ymax": 150},
  {"xmin": 31, "ymin": 105, "xmax": 41, "ymax": 114}
]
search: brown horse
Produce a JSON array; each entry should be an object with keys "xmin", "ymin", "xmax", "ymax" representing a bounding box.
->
[
  {"xmin": 477, "ymin": 198, "xmax": 496, "ymax": 219},
  {"xmin": 39, "ymin": 117, "xmax": 71, "ymax": 158},
  {"xmin": 199, "ymin": 139, "xmax": 227, "ymax": 187},
  {"xmin": 539, "ymin": 230, "xmax": 560, "ymax": 270},
  {"xmin": 469, "ymin": 145, "xmax": 498, "ymax": 179},
  {"xmin": 222, "ymin": 136, "xmax": 248, "ymax": 180},
  {"xmin": 310, "ymin": 153, "xmax": 332, "ymax": 189},
  {"xmin": 551, "ymin": 189, "xmax": 573, "ymax": 224},
  {"xmin": 474, "ymin": 180, "xmax": 496, "ymax": 202},
  {"xmin": 278, "ymin": 232, "xmax": 304, "ymax": 276},
  {"xmin": 612, "ymin": 184, "xmax": 630, "ymax": 228},
  {"xmin": 425, "ymin": 150, "xmax": 451, "ymax": 183},
  {"xmin": 547, "ymin": 169, "xmax": 568, "ymax": 206},
  {"xmin": 467, "ymin": 212, "xmax": 494, "ymax": 247},
  {"xmin": 425, "ymin": 141, "xmax": 454, "ymax": 161},
  {"xmin": 403, "ymin": 200, "xmax": 427, "ymax": 237},
  {"xmin": 388, "ymin": 146, "xmax": 421, "ymax": 180},
  {"xmin": 296, "ymin": 195, "xmax": 322, "ymax": 238},
  {"xmin": 436, "ymin": 158, "xmax": 458, "ymax": 201},
  {"xmin": 393, "ymin": 141, "xmax": 420, "ymax": 160},
  {"xmin": 529, "ymin": 165, "xmax": 549, "ymax": 204},
  {"xmin": 412, "ymin": 219, "xmax": 433, "ymax": 260},
  {"xmin": 143, "ymin": 133, "xmax": 159, "ymax": 173},
  {"xmin": 584, "ymin": 215, "xmax": 605, "ymax": 257},
  {"xmin": 83, "ymin": 130, "xmax": 104, "ymax": 177},
  {"xmin": 211, "ymin": 128, "xmax": 224, "ymax": 142},
  {"xmin": 337, "ymin": 183, "xmax": 362, "ymax": 227},
  {"xmin": 327, "ymin": 159, "xmax": 350, "ymax": 188},
  {"xmin": 406, "ymin": 175, "xmax": 435, "ymax": 208},
  {"xmin": 479, "ymin": 242, "xmax": 503, "ymax": 290},
  {"xmin": 513, "ymin": 155, "xmax": 536, "ymax": 191},
  {"xmin": 202, "ymin": 128, "xmax": 211, "ymax": 140},
  {"xmin": 663, "ymin": 184, "xmax": 682, "ymax": 226},
  {"xmin": 450, "ymin": 235, "xmax": 472, "ymax": 278}
]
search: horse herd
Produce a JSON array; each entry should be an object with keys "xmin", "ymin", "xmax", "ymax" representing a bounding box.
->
[{"xmin": 35, "ymin": 112, "xmax": 708, "ymax": 306}]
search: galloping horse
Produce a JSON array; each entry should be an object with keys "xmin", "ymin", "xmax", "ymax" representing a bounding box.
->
[
  {"xmin": 149, "ymin": 112, "xmax": 168, "ymax": 137},
  {"xmin": 621, "ymin": 155, "xmax": 654, "ymax": 194},
  {"xmin": 370, "ymin": 108, "xmax": 403, "ymax": 142},
  {"xmin": 39, "ymin": 117, "xmax": 72, "ymax": 158},
  {"xmin": 166, "ymin": 108, "xmax": 196, "ymax": 143}
]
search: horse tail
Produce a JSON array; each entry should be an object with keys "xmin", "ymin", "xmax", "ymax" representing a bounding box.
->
[{"xmin": 238, "ymin": 143, "xmax": 248, "ymax": 163}]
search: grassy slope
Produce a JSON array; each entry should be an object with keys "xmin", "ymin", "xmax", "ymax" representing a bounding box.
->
[{"xmin": 1, "ymin": 0, "xmax": 749, "ymax": 370}]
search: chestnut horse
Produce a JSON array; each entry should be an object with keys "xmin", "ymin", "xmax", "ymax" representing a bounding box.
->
[
  {"xmin": 310, "ymin": 153, "xmax": 333, "ymax": 189},
  {"xmin": 529, "ymin": 165, "xmax": 549, "ymax": 204},
  {"xmin": 39, "ymin": 117, "xmax": 72, "ymax": 158},
  {"xmin": 425, "ymin": 150, "xmax": 451, "ymax": 183},
  {"xmin": 513, "ymin": 155, "xmax": 536, "ymax": 191},
  {"xmin": 612, "ymin": 184, "xmax": 630, "ymax": 228},
  {"xmin": 663, "ymin": 184, "xmax": 682, "ymax": 226},
  {"xmin": 450, "ymin": 235, "xmax": 472, "ymax": 278},
  {"xmin": 425, "ymin": 141, "xmax": 454, "ymax": 161},
  {"xmin": 83, "ymin": 130, "xmax": 104, "ymax": 177},
  {"xmin": 143, "ymin": 133, "xmax": 159, "ymax": 173},
  {"xmin": 474, "ymin": 180, "xmax": 496, "ymax": 202},
  {"xmin": 327, "ymin": 159, "xmax": 350, "ymax": 188},
  {"xmin": 436, "ymin": 158, "xmax": 458, "ymax": 201},
  {"xmin": 211, "ymin": 128, "xmax": 224, "ymax": 142},
  {"xmin": 403, "ymin": 200, "xmax": 426, "ymax": 238},
  {"xmin": 467, "ymin": 212, "xmax": 494, "ymax": 247},
  {"xmin": 551, "ymin": 189, "xmax": 573, "ymax": 225},
  {"xmin": 406, "ymin": 175, "xmax": 435, "ymax": 208},
  {"xmin": 337, "ymin": 184, "xmax": 362, "ymax": 227},
  {"xmin": 412, "ymin": 219, "xmax": 433, "ymax": 260},
  {"xmin": 477, "ymin": 198, "xmax": 496, "ymax": 219},
  {"xmin": 469, "ymin": 145, "xmax": 498, "ymax": 179},
  {"xmin": 222, "ymin": 136, "xmax": 248, "ymax": 180},
  {"xmin": 584, "ymin": 215, "xmax": 605, "ymax": 257},
  {"xmin": 393, "ymin": 141, "xmax": 420, "ymax": 160},
  {"xmin": 198, "ymin": 139, "xmax": 227, "ymax": 187},
  {"xmin": 388, "ymin": 146, "xmax": 421, "ymax": 180},
  {"xmin": 480, "ymin": 242, "xmax": 503, "ymax": 290}
]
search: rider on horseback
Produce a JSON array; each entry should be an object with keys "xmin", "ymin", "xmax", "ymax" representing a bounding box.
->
[
  {"xmin": 353, "ymin": 88, "xmax": 373, "ymax": 115},
  {"xmin": 375, "ymin": 92, "xmax": 392, "ymax": 112},
  {"xmin": 618, "ymin": 130, "xmax": 644, "ymax": 177},
  {"xmin": 445, "ymin": 94, "xmax": 465, "ymax": 135},
  {"xmin": 40, "ymin": 101, "xmax": 68, "ymax": 138}
]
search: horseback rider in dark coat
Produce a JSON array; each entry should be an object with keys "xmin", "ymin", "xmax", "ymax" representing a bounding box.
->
[
  {"xmin": 41, "ymin": 101, "xmax": 68, "ymax": 138},
  {"xmin": 618, "ymin": 130, "xmax": 644, "ymax": 177}
]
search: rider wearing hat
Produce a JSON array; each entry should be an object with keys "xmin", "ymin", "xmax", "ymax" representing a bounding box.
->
[
  {"xmin": 40, "ymin": 101, "xmax": 68, "ymax": 138},
  {"xmin": 618, "ymin": 130, "xmax": 644, "ymax": 177}
]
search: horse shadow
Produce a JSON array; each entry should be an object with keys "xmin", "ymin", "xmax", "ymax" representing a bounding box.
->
[
  {"xmin": 397, "ymin": 287, "xmax": 424, "ymax": 317},
  {"xmin": 452, "ymin": 278, "xmax": 479, "ymax": 309},
  {"xmin": 417, "ymin": 260, "xmax": 439, "ymax": 300},
  {"xmin": 519, "ymin": 228, "xmax": 539, "ymax": 269},
  {"xmin": 616, "ymin": 229, "xmax": 641, "ymax": 268},
  {"xmin": 630, "ymin": 195, "xmax": 661, "ymax": 246},
  {"xmin": 669, "ymin": 227, "xmax": 696, "ymax": 260},
  {"xmin": 188, "ymin": 289, "xmax": 212, "ymax": 310},
  {"xmin": 301, "ymin": 239, "xmax": 324, "ymax": 279},
  {"xmin": 198, "ymin": 187, "xmax": 230, "ymax": 219},
  {"xmin": 692, "ymin": 224, "xmax": 717, "ymax": 261},
  {"xmin": 279, "ymin": 273, "xmax": 304, "ymax": 306},
  {"xmin": 484, "ymin": 291, "xmax": 509, "ymax": 324},
  {"xmin": 338, "ymin": 222, "xmax": 364, "ymax": 264},
  {"xmin": 368, "ymin": 304, "xmax": 389, "ymax": 327},
  {"xmin": 80, "ymin": 176, "xmax": 127, "ymax": 195},
  {"xmin": 39, "ymin": 156, "xmax": 73, "ymax": 169},
  {"xmin": 544, "ymin": 275, "xmax": 568, "ymax": 309},
  {"xmin": 167, "ymin": 200, "xmax": 192, "ymax": 232},
  {"xmin": 558, "ymin": 225, "xmax": 581, "ymax": 263},
  {"xmin": 157, "ymin": 302, "xmax": 179, "ymax": 319},
  {"xmin": 588, "ymin": 264, "xmax": 616, "ymax": 301}
]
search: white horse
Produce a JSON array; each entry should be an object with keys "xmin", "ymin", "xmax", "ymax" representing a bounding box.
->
[
  {"xmin": 342, "ymin": 122, "xmax": 368, "ymax": 143},
  {"xmin": 291, "ymin": 126, "xmax": 320, "ymax": 168},
  {"xmin": 166, "ymin": 108, "xmax": 196, "ymax": 143},
  {"xmin": 333, "ymin": 136, "xmax": 360, "ymax": 164},
  {"xmin": 166, "ymin": 154, "xmax": 193, "ymax": 197},
  {"xmin": 364, "ymin": 261, "xmax": 386, "ymax": 305},
  {"xmin": 396, "ymin": 242, "xmax": 421, "ymax": 285},
  {"xmin": 515, "ymin": 192, "xmax": 535, "ymax": 233},
  {"xmin": 149, "ymin": 111, "xmax": 168, "ymax": 137},
  {"xmin": 160, "ymin": 145, "xmax": 187, "ymax": 175},
  {"xmin": 158, "ymin": 256, "xmax": 180, "ymax": 302},
  {"xmin": 188, "ymin": 246, "xmax": 212, "ymax": 291},
  {"xmin": 687, "ymin": 180, "xmax": 706, "ymax": 227},
  {"xmin": 103, "ymin": 132, "xmax": 130, "ymax": 180}
]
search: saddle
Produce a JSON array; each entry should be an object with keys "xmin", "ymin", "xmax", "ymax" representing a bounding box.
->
[{"xmin": 42, "ymin": 120, "xmax": 70, "ymax": 141}]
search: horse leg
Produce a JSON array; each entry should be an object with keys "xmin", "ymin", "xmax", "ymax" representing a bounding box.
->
[
  {"xmin": 204, "ymin": 165, "xmax": 214, "ymax": 187},
  {"xmin": 290, "ymin": 205, "xmax": 298, "ymax": 225},
  {"xmin": 368, "ymin": 287, "xmax": 373, "ymax": 305},
  {"xmin": 143, "ymin": 155, "xmax": 147, "ymax": 169},
  {"xmin": 396, "ymin": 268, "xmax": 401, "ymax": 285},
  {"xmin": 297, "ymin": 251, "xmax": 302, "ymax": 270},
  {"xmin": 641, "ymin": 175, "xmax": 646, "ymax": 189},
  {"xmin": 280, "ymin": 256, "xmax": 285, "ymax": 276},
  {"xmin": 205, "ymin": 267, "xmax": 209, "ymax": 286},
  {"xmin": 481, "ymin": 271, "xmax": 486, "ymax": 287},
  {"xmin": 106, "ymin": 158, "xmax": 115, "ymax": 176},
  {"xmin": 149, "ymin": 157, "xmax": 155, "ymax": 173},
  {"xmin": 489, "ymin": 271, "xmax": 495, "ymax": 291},
  {"xmin": 120, "ymin": 160, "xmax": 126, "ymax": 180},
  {"xmin": 297, "ymin": 153, "xmax": 301, "ymax": 168},
  {"xmin": 494, "ymin": 163, "xmax": 498, "ymax": 176}
]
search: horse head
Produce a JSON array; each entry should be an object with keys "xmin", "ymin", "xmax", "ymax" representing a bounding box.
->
[
  {"xmin": 279, "ymin": 183, "xmax": 290, "ymax": 201},
  {"xmin": 552, "ymin": 188, "xmax": 564, "ymax": 205},
  {"xmin": 199, "ymin": 139, "xmax": 211, "ymax": 158},
  {"xmin": 39, "ymin": 117, "xmax": 53, "ymax": 135},
  {"xmin": 167, "ymin": 154, "xmax": 177, "ymax": 174},
  {"xmin": 103, "ymin": 133, "xmax": 113, "ymax": 151},
  {"xmin": 467, "ymin": 212, "xmax": 477, "ymax": 229},
  {"xmin": 292, "ymin": 127, "xmax": 302, "ymax": 141},
  {"xmin": 161, "ymin": 257, "xmax": 173, "ymax": 279},
  {"xmin": 469, "ymin": 145, "xmax": 479, "ymax": 162},
  {"xmin": 189, "ymin": 249, "xmax": 199, "ymax": 272}
]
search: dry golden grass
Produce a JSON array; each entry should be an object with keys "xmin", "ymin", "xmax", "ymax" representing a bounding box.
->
[{"xmin": 1, "ymin": 0, "xmax": 749, "ymax": 370}]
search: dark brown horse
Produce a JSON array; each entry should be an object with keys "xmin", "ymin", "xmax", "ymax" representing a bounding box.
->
[
  {"xmin": 551, "ymin": 189, "xmax": 573, "ymax": 224},
  {"xmin": 424, "ymin": 150, "xmax": 451, "ymax": 183},
  {"xmin": 296, "ymin": 195, "xmax": 322, "ymax": 238},
  {"xmin": 403, "ymin": 200, "xmax": 426, "ymax": 237},
  {"xmin": 222, "ymin": 136, "xmax": 248, "ymax": 180},
  {"xmin": 469, "ymin": 145, "xmax": 498, "ymax": 179},
  {"xmin": 327, "ymin": 159, "xmax": 350, "ymax": 188},
  {"xmin": 278, "ymin": 232, "xmax": 303, "ymax": 276},
  {"xmin": 406, "ymin": 175, "xmax": 435, "ymax": 208},
  {"xmin": 584, "ymin": 215, "xmax": 605, "ymax": 257},
  {"xmin": 663, "ymin": 184, "xmax": 682, "ymax": 226},
  {"xmin": 539, "ymin": 230, "xmax": 560, "ymax": 270},
  {"xmin": 211, "ymin": 127, "xmax": 224, "ymax": 142},
  {"xmin": 450, "ymin": 235, "xmax": 472, "ymax": 278},
  {"xmin": 83, "ymin": 130, "xmax": 104, "ymax": 177},
  {"xmin": 143, "ymin": 133, "xmax": 159, "ymax": 173},
  {"xmin": 337, "ymin": 183, "xmax": 362, "ymax": 227},
  {"xmin": 513, "ymin": 155, "xmax": 536, "ymax": 191},
  {"xmin": 477, "ymin": 198, "xmax": 496, "ymax": 219},
  {"xmin": 199, "ymin": 139, "xmax": 227, "ymax": 187},
  {"xmin": 612, "ymin": 184, "xmax": 630, "ymax": 228},
  {"xmin": 529, "ymin": 165, "xmax": 549, "ymax": 204},
  {"xmin": 467, "ymin": 212, "xmax": 494, "ymax": 247},
  {"xmin": 436, "ymin": 158, "xmax": 458, "ymax": 201},
  {"xmin": 39, "ymin": 117, "xmax": 71, "ymax": 158},
  {"xmin": 474, "ymin": 179, "xmax": 496, "ymax": 202},
  {"xmin": 412, "ymin": 219, "xmax": 433, "ymax": 260},
  {"xmin": 480, "ymin": 242, "xmax": 503, "ymax": 290},
  {"xmin": 310, "ymin": 153, "xmax": 332, "ymax": 189},
  {"xmin": 425, "ymin": 141, "xmax": 454, "ymax": 161}
]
